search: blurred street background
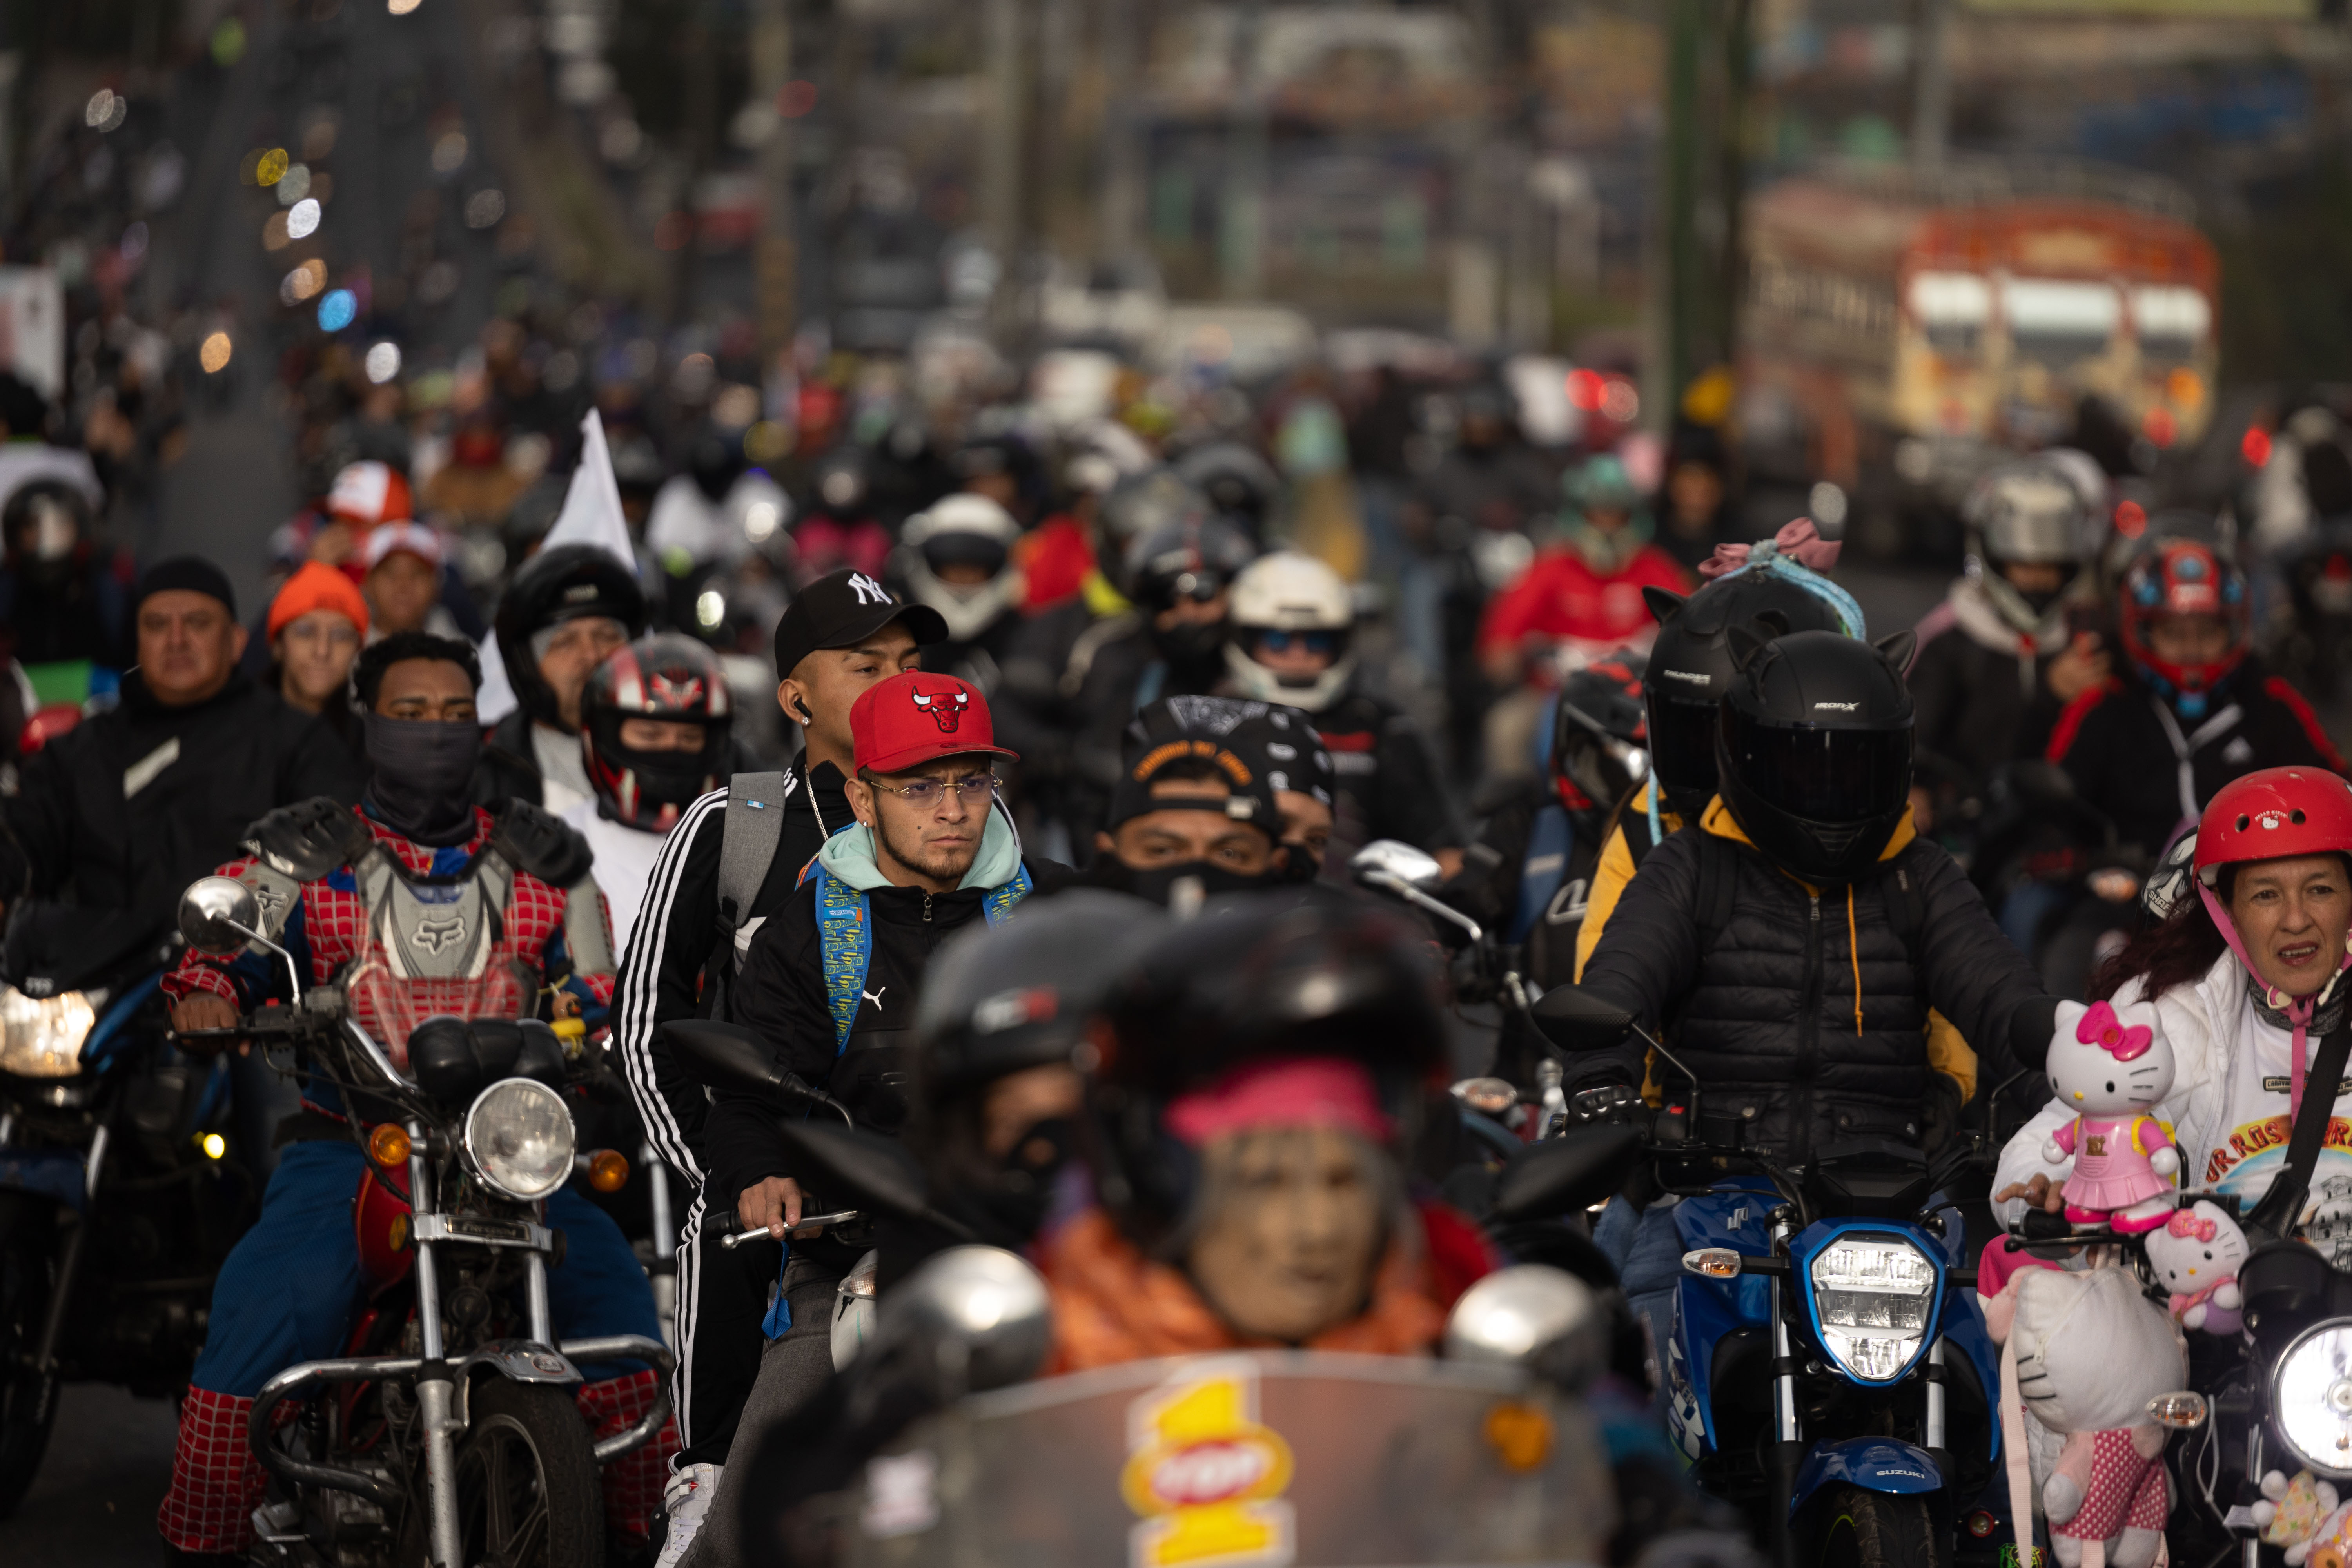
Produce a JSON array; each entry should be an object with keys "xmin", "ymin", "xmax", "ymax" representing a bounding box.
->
[{"xmin": 8, "ymin": 0, "xmax": 2352, "ymax": 1555}]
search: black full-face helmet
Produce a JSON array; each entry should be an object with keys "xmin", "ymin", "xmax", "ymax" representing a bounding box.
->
[
  {"xmin": 1715, "ymin": 629, "xmax": 1916, "ymax": 886},
  {"xmin": 1643, "ymin": 570, "xmax": 1861, "ymax": 822}
]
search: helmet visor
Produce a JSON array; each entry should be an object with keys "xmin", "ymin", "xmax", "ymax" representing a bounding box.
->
[
  {"xmin": 1646, "ymin": 695, "xmax": 1718, "ymax": 795},
  {"xmin": 1724, "ymin": 712, "xmax": 1914, "ymax": 824}
]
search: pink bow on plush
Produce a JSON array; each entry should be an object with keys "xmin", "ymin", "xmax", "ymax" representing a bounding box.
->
[
  {"xmin": 2165, "ymin": 1209, "xmax": 2216, "ymax": 1242},
  {"xmin": 2076, "ymin": 1000, "xmax": 2154, "ymax": 1061},
  {"xmin": 1696, "ymin": 517, "xmax": 1844, "ymax": 580}
]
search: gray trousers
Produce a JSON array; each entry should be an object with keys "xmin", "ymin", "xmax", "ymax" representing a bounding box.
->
[{"xmin": 677, "ymin": 1254, "xmax": 843, "ymax": 1568}]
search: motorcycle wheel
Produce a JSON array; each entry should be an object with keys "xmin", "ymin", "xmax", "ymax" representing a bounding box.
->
[
  {"xmin": 1815, "ymin": 1485, "xmax": 1947, "ymax": 1568},
  {"xmin": 400, "ymin": 1379, "xmax": 605, "ymax": 1568},
  {"xmin": 0, "ymin": 1200, "xmax": 59, "ymax": 1519}
]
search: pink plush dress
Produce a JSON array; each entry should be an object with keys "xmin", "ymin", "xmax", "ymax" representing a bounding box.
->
[{"xmin": 2051, "ymin": 1114, "xmax": 2174, "ymax": 1214}]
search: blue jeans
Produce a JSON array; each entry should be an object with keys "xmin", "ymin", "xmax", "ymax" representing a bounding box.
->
[
  {"xmin": 1595, "ymin": 1194, "xmax": 1685, "ymax": 1416},
  {"xmin": 192, "ymin": 1138, "xmax": 660, "ymax": 1398}
]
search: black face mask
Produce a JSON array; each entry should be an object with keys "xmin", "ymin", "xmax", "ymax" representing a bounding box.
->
[
  {"xmin": 362, "ymin": 713, "xmax": 483, "ymax": 846},
  {"xmin": 1088, "ymin": 855, "xmax": 1281, "ymax": 907},
  {"xmin": 1149, "ymin": 617, "xmax": 1228, "ymax": 681}
]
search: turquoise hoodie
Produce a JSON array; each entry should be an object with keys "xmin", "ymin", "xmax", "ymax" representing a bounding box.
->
[{"xmin": 812, "ymin": 805, "xmax": 1025, "ymax": 893}]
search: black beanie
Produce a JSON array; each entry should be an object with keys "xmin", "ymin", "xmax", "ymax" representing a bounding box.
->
[{"xmin": 134, "ymin": 556, "xmax": 237, "ymax": 619}]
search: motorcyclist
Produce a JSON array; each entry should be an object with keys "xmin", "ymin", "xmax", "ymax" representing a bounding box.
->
[
  {"xmin": 995, "ymin": 467, "xmax": 1208, "ymax": 855},
  {"xmin": 262, "ymin": 560, "xmax": 369, "ymax": 762},
  {"xmin": 572, "ymin": 633, "xmax": 737, "ymax": 956},
  {"xmin": 790, "ymin": 445, "xmax": 890, "ymax": 586},
  {"xmin": 1223, "ymin": 549, "xmax": 1464, "ymax": 871},
  {"xmin": 153, "ymin": 631, "xmax": 668, "ymax": 1565},
  {"xmin": 1116, "ymin": 695, "xmax": 1331, "ymax": 887},
  {"xmin": 0, "ymin": 557, "xmax": 364, "ymax": 935},
  {"xmin": 2046, "ymin": 534, "xmax": 2345, "ymax": 865},
  {"xmin": 708, "ymin": 890, "xmax": 1171, "ymax": 1559},
  {"xmin": 1908, "ymin": 457, "xmax": 2109, "ymax": 793},
  {"xmin": 474, "ymin": 543, "xmax": 651, "ymax": 814},
  {"xmin": 647, "ymin": 423, "xmax": 791, "ymax": 578},
  {"xmin": 1568, "ymin": 525, "xmax": 1866, "ymax": 978},
  {"xmin": 1475, "ymin": 453, "xmax": 1693, "ymax": 686},
  {"xmin": 1442, "ymin": 653, "xmax": 1650, "ymax": 1004},
  {"xmin": 1058, "ymin": 514, "xmax": 1258, "ymax": 853},
  {"xmin": 0, "ymin": 478, "xmax": 132, "ymax": 670},
  {"xmin": 359, "ymin": 518, "xmax": 464, "ymax": 639},
  {"xmin": 1038, "ymin": 894, "xmax": 1491, "ymax": 1367},
  {"xmin": 891, "ymin": 492, "xmax": 1026, "ymax": 691},
  {"xmin": 608, "ymin": 568, "xmax": 945, "ymax": 1565},
  {"xmin": 1994, "ymin": 768, "xmax": 2352, "ymax": 1258},
  {"xmin": 1083, "ymin": 700, "xmax": 1295, "ymax": 906},
  {"xmin": 1573, "ymin": 630, "xmax": 2059, "ymax": 1356},
  {"xmin": 684, "ymin": 672, "xmax": 1073, "ymax": 1568},
  {"xmin": 1173, "ymin": 438, "xmax": 1282, "ymax": 545}
]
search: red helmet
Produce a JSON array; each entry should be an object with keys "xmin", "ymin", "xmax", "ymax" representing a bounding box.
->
[
  {"xmin": 2118, "ymin": 539, "xmax": 2248, "ymax": 711},
  {"xmin": 2193, "ymin": 767, "xmax": 2352, "ymax": 887},
  {"xmin": 583, "ymin": 635, "xmax": 734, "ymax": 831}
]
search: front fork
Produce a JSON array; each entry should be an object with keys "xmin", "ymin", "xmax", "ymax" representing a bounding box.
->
[
  {"xmin": 408, "ymin": 1125, "xmax": 464, "ymax": 1568},
  {"xmin": 28, "ymin": 1112, "xmax": 113, "ymax": 1404},
  {"xmin": 407, "ymin": 1122, "xmax": 562, "ymax": 1568}
]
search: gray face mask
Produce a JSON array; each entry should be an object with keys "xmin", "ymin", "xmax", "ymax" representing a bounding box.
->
[{"xmin": 361, "ymin": 712, "xmax": 483, "ymax": 846}]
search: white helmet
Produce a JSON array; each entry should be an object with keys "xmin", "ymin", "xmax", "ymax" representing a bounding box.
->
[
  {"xmin": 1223, "ymin": 550, "xmax": 1356, "ymax": 711},
  {"xmin": 1961, "ymin": 457, "xmax": 2092, "ymax": 637},
  {"xmin": 896, "ymin": 493, "xmax": 1025, "ymax": 644}
]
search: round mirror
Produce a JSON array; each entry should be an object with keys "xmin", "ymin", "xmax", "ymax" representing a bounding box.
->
[
  {"xmin": 1443, "ymin": 1263, "xmax": 1607, "ymax": 1390},
  {"xmin": 1350, "ymin": 838, "xmax": 1445, "ymax": 892},
  {"xmin": 178, "ymin": 876, "xmax": 261, "ymax": 957},
  {"xmin": 889, "ymin": 1245, "xmax": 1053, "ymax": 1394}
]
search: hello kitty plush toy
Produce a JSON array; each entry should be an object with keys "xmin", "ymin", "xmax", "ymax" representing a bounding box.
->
[
  {"xmin": 2041, "ymin": 999, "xmax": 2180, "ymax": 1234},
  {"xmin": 2143, "ymin": 1199, "xmax": 2250, "ymax": 1335}
]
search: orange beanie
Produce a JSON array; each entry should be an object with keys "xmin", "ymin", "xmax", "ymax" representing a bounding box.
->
[{"xmin": 267, "ymin": 560, "xmax": 372, "ymax": 642}]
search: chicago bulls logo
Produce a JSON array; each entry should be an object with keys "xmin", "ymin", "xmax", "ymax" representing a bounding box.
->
[{"xmin": 909, "ymin": 687, "xmax": 971, "ymax": 732}]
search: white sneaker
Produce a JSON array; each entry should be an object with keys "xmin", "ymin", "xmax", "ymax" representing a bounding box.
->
[{"xmin": 655, "ymin": 1462, "xmax": 723, "ymax": 1568}]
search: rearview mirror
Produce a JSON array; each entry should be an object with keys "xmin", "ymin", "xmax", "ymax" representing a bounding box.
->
[
  {"xmin": 1350, "ymin": 839, "xmax": 1445, "ymax": 892},
  {"xmin": 885, "ymin": 1245, "xmax": 1054, "ymax": 1395},
  {"xmin": 1529, "ymin": 985, "xmax": 1636, "ymax": 1054},
  {"xmin": 1442, "ymin": 1264, "xmax": 1607, "ymax": 1390},
  {"xmin": 1491, "ymin": 1124, "xmax": 1641, "ymax": 1222},
  {"xmin": 663, "ymin": 1020, "xmax": 789, "ymax": 1097},
  {"xmin": 178, "ymin": 876, "xmax": 261, "ymax": 957}
]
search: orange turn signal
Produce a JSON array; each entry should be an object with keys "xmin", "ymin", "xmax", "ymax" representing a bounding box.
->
[
  {"xmin": 368, "ymin": 1123, "xmax": 412, "ymax": 1169},
  {"xmin": 585, "ymin": 1149, "xmax": 630, "ymax": 1193}
]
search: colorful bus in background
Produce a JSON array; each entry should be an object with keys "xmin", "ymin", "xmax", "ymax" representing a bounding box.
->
[{"xmin": 1739, "ymin": 160, "xmax": 2219, "ymax": 552}]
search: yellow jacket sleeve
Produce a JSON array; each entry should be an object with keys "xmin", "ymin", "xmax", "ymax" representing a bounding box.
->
[
  {"xmin": 1926, "ymin": 1009, "xmax": 1976, "ymax": 1104},
  {"xmin": 1573, "ymin": 823, "xmax": 1641, "ymax": 981}
]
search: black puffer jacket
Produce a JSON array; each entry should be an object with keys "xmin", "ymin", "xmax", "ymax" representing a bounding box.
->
[{"xmin": 1575, "ymin": 807, "xmax": 2056, "ymax": 1163}]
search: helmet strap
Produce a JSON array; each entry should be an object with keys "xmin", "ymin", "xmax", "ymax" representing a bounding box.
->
[{"xmin": 2196, "ymin": 877, "xmax": 2352, "ymax": 1122}]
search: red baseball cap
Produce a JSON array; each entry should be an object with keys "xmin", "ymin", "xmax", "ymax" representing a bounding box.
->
[{"xmin": 850, "ymin": 672, "xmax": 1020, "ymax": 776}]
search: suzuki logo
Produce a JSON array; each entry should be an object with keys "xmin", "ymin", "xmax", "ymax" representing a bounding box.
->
[
  {"xmin": 847, "ymin": 573, "xmax": 891, "ymax": 606},
  {"xmin": 908, "ymin": 687, "xmax": 970, "ymax": 732},
  {"xmin": 411, "ymin": 915, "xmax": 467, "ymax": 956}
]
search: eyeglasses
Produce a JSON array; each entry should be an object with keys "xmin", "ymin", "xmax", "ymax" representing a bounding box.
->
[{"xmin": 872, "ymin": 773, "xmax": 1000, "ymax": 809}]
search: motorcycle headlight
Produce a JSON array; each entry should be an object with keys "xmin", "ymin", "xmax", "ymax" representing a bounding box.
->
[
  {"xmin": 1809, "ymin": 1234, "xmax": 1938, "ymax": 1383},
  {"xmin": 463, "ymin": 1078, "xmax": 575, "ymax": 1201},
  {"xmin": 2275, "ymin": 1321, "xmax": 2352, "ymax": 1478},
  {"xmin": 0, "ymin": 986, "xmax": 96, "ymax": 1078}
]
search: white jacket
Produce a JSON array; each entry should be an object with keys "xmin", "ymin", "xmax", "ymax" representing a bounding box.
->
[{"xmin": 1993, "ymin": 951, "xmax": 2331, "ymax": 1225}]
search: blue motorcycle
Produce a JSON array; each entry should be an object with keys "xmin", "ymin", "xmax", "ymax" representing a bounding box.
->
[
  {"xmin": 0, "ymin": 904, "xmax": 253, "ymax": 1517},
  {"xmin": 1540, "ymin": 988, "xmax": 2012, "ymax": 1568}
]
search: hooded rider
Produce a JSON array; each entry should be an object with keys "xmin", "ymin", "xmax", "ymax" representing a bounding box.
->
[
  {"xmin": 154, "ymin": 631, "xmax": 669, "ymax": 1565},
  {"xmin": 682, "ymin": 671, "xmax": 1073, "ymax": 1568},
  {"xmin": 474, "ymin": 544, "xmax": 650, "ymax": 815}
]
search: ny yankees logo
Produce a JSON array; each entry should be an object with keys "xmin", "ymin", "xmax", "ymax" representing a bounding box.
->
[
  {"xmin": 411, "ymin": 914, "xmax": 467, "ymax": 956},
  {"xmin": 908, "ymin": 687, "xmax": 970, "ymax": 733},
  {"xmin": 847, "ymin": 573, "xmax": 891, "ymax": 606},
  {"xmin": 861, "ymin": 985, "xmax": 887, "ymax": 1010}
]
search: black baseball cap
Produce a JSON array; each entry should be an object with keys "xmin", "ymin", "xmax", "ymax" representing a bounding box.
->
[
  {"xmin": 771, "ymin": 568, "xmax": 949, "ymax": 676},
  {"xmin": 1107, "ymin": 702, "xmax": 1281, "ymax": 837}
]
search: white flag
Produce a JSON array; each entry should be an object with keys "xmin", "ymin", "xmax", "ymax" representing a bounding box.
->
[{"xmin": 475, "ymin": 408, "xmax": 642, "ymax": 724}]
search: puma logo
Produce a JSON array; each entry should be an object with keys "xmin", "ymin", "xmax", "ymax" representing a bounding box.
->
[{"xmin": 861, "ymin": 986, "xmax": 887, "ymax": 1010}]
